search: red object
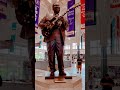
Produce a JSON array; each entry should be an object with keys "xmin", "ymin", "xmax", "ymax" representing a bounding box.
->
[
  {"xmin": 110, "ymin": 4, "xmax": 120, "ymax": 8},
  {"xmin": 81, "ymin": 0, "xmax": 85, "ymax": 30}
]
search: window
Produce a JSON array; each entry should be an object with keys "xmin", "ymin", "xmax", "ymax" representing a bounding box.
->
[
  {"xmin": 72, "ymin": 43, "xmax": 77, "ymax": 49},
  {"xmin": 64, "ymin": 45, "xmax": 70, "ymax": 50}
]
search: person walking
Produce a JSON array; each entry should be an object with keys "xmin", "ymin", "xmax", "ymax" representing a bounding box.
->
[{"xmin": 77, "ymin": 58, "xmax": 82, "ymax": 74}]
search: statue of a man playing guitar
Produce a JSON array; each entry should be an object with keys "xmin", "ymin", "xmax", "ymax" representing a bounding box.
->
[{"xmin": 39, "ymin": 3, "xmax": 68, "ymax": 77}]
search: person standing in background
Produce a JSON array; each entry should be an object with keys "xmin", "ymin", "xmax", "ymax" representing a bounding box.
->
[{"xmin": 77, "ymin": 58, "xmax": 82, "ymax": 74}]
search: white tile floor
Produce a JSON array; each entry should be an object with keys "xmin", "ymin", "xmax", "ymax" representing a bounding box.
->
[
  {"xmin": 35, "ymin": 62, "xmax": 85, "ymax": 90},
  {"xmin": 35, "ymin": 63, "xmax": 120, "ymax": 90},
  {"xmin": 65, "ymin": 63, "xmax": 85, "ymax": 90}
]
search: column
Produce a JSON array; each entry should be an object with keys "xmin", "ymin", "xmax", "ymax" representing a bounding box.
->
[
  {"xmin": 98, "ymin": 0, "xmax": 110, "ymax": 77},
  {"xmin": 70, "ymin": 42, "xmax": 73, "ymax": 65}
]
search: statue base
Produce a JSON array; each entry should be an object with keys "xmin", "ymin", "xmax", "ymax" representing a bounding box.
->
[{"xmin": 36, "ymin": 71, "xmax": 81, "ymax": 90}]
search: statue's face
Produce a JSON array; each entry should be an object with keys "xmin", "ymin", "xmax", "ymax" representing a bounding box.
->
[{"xmin": 53, "ymin": 5, "xmax": 60, "ymax": 14}]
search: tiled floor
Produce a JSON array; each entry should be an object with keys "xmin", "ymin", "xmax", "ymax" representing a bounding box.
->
[
  {"xmin": 0, "ymin": 83, "xmax": 33, "ymax": 90},
  {"xmin": 35, "ymin": 62, "xmax": 85, "ymax": 90}
]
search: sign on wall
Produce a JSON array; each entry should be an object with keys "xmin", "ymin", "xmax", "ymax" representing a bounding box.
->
[
  {"xmin": 35, "ymin": 0, "xmax": 40, "ymax": 28},
  {"xmin": 67, "ymin": 0, "xmax": 75, "ymax": 37},
  {"xmin": 81, "ymin": 0, "xmax": 85, "ymax": 30},
  {"xmin": 86, "ymin": 0, "xmax": 96, "ymax": 26},
  {"xmin": 110, "ymin": 0, "xmax": 120, "ymax": 8}
]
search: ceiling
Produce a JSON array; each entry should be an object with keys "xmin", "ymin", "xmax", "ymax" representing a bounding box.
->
[{"xmin": 35, "ymin": 0, "xmax": 84, "ymax": 45}]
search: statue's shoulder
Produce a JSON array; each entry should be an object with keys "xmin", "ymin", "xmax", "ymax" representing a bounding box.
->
[{"xmin": 46, "ymin": 13, "xmax": 54, "ymax": 20}]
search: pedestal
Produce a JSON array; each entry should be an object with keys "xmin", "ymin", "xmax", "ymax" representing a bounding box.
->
[{"xmin": 35, "ymin": 76, "xmax": 81, "ymax": 90}]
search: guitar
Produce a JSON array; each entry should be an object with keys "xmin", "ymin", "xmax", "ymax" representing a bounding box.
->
[{"xmin": 41, "ymin": 3, "xmax": 81, "ymax": 38}]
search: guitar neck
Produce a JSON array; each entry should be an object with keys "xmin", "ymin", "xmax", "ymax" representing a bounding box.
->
[
  {"xmin": 51, "ymin": 3, "xmax": 80, "ymax": 23},
  {"xmin": 52, "ymin": 12, "xmax": 68, "ymax": 23}
]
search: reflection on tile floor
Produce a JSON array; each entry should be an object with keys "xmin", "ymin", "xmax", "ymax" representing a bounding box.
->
[{"xmin": 35, "ymin": 62, "xmax": 85, "ymax": 90}]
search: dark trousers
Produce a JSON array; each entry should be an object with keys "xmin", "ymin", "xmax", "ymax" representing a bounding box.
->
[
  {"xmin": 47, "ymin": 39, "xmax": 64, "ymax": 73},
  {"xmin": 28, "ymin": 38, "xmax": 36, "ymax": 88}
]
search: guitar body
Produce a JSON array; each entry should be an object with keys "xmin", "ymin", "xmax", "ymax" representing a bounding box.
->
[
  {"xmin": 41, "ymin": 27, "xmax": 51, "ymax": 38},
  {"xmin": 41, "ymin": 18, "xmax": 58, "ymax": 38},
  {"xmin": 41, "ymin": 28, "xmax": 51, "ymax": 42}
]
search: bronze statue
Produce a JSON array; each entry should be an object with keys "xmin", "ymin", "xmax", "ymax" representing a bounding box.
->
[{"xmin": 39, "ymin": 3, "xmax": 68, "ymax": 77}]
